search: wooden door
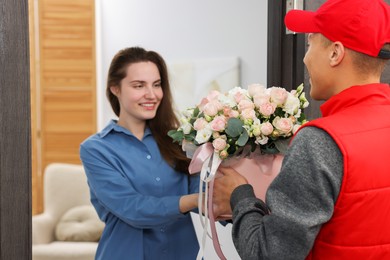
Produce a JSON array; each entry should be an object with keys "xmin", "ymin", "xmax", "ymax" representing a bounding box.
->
[
  {"xmin": 30, "ymin": 0, "xmax": 96, "ymax": 214},
  {"xmin": 304, "ymin": 0, "xmax": 390, "ymax": 120}
]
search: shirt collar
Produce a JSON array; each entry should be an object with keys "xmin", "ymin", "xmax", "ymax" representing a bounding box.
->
[{"xmin": 99, "ymin": 119, "xmax": 152, "ymax": 138}]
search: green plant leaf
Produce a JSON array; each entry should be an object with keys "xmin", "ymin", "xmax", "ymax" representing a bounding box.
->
[
  {"xmin": 184, "ymin": 132, "xmax": 196, "ymax": 142},
  {"xmin": 237, "ymin": 130, "xmax": 249, "ymax": 146},
  {"xmin": 274, "ymin": 107, "xmax": 284, "ymax": 117},
  {"xmin": 298, "ymin": 113, "xmax": 306, "ymax": 122},
  {"xmin": 225, "ymin": 118, "xmax": 243, "ymax": 137},
  {"xmin": 167, "ymin": 130, "xmax": 184, "ymax": 142},
  {"xmin": 193, "ymin": 107, "xmax": 200, "ymax": 117}
]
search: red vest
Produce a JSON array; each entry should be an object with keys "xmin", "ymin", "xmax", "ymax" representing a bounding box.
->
[{"xmin": 302, "ymin": 84, "xmax": 390, "ymax": 259}]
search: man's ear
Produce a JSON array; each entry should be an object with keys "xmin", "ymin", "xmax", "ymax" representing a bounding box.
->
[
  {"xmin": 329, "ymin": 41, "xmax": 345, "ymax": 67},
  {"xmin": 110, "ymin": 86, "xmax": 119, "ymax": 96}
]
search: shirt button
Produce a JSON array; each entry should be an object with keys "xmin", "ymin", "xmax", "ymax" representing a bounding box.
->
[
  {"xmin": 160, "ymin": 228, "xmax": 165, "ymax": 232},
  {"xmin": 156, "ymin": 177, "xmax": 160, "ymax": 181},
  {"xmin": 146, "ymin": 155, "xmax": 151, "ymax": 159}
]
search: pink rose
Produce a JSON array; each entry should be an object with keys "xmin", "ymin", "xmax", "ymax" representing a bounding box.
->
[
  {"xmin": 253, "ymin": 93, "xmax": 270, "ymax": 108},
  {"xmin": 198, "ymin": 92, "xmax": 222, "ymax": 112},
  {"xmin": 258, "ymin": 102, "xmax": 276, "ymax": 117},
  {"xmin": 207, "ymin": 90, "xmax": 221, "ymax": 101},
  {"xmin": 238, "ymin": 99, "xmax": 255, "ymax": 112},
  {"xmin": 234, "ymin": 91, "xmax": 245, "ymax": 103},
  {"xmin": 273, "ymin": 117, "xmax": 293, "ymax": 135},
  {"xmin": 213, "ymin": 138, "xmax": 227, "ymax": 151},
  {"xmin": 240, "ymin": 109, "xmax": 256, "ymax": 120},
  {"xmin": 198, "ymin": 97, "xmax": 209, "ymax": 111},
  {"xmin": 260, "ymin": 122, "xmax": 274, "ymax": 136},
  {"xmin": 203, "ymin": 101, "xmax": 220, "ymax": 117},
  {"xmin": 223, "ymin": 106, "xmax": 232, "ymax": 117},
  {"xmin": 193, "ymin": 118, "xmax": 208, "ymax": 131},
  {"xmin": 270, "ymin": 87, "xmax": 288, "ymax": 106},
  {"xmin": 228, "ymin": 110, "xmax": 240, "ymax": 118},
  {"xmin": 210, "ymin": 116, "xmax": 227, "ymax": 132}
]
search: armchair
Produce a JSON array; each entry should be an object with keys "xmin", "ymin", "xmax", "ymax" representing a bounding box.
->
[{"xmin": 32, "ymin": 163, "xmax": 104, "ymax": 260}]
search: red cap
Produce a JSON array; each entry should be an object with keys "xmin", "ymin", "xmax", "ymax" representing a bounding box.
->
[{"xmin": 285, "ymin": 0, "xmax": 390, "ymax": 58}]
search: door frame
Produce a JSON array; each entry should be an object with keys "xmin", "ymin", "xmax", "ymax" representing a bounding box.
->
[
  {"xmin": 267, "ymin": 1, "xmax": 305, "ymax": 91},
  {"xmin": 0, "ymin": 0, "xmax": 32, "ymax": 259}
]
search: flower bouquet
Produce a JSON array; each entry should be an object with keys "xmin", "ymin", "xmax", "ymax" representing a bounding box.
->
[{"xmin": 169, "ymin": 83, "xmax": 309, "ymax": 259}]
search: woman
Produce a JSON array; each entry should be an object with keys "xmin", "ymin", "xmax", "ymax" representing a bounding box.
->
[{"xmin": 80, "ymin": 47, "xmax": 200, "ymax": 259}]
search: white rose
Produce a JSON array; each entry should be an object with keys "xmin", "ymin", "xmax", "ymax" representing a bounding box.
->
[
  {"xmin": 181, "ymin": 108, "xmax": 194, "ymax": 118},
  {"xmin": 247, "ymin": 83, "xmax": 266, "ymax": 97},
  {"xmin": 283, "ymin": 93, "xmax": 301, "ymax": 115},
  {"xmin": 255, "ymin": 136, "xmax": 269, "ymax": 145},
  {"xmin": 218, "ymin": 94, "xmax": 237, "ymax": 108},
  {"xmin": 180, "ymin": 122, "xmax": 192, "ymax": 134},
  {"xmin": 195, "ymin": 127, "xmax": 212, "ymax": 144}
]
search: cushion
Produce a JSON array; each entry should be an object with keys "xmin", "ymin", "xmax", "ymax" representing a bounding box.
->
[{"xmin": 55, "ymin": 205, "xmax": 104, "ymax": 242}]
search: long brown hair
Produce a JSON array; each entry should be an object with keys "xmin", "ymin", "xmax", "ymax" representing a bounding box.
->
[{"xmin": 106, "ymin": 47, "xmax": 190, "ymax": 173}]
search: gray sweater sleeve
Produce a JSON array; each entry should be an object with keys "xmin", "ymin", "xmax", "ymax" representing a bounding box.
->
[{"xmin": 230, "ymin": 126, "xmax": 343, "ymax": 260}]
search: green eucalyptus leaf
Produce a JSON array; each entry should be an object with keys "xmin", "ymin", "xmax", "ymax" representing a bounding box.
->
[
  {"xmin": 225, "ymin": 118, "xmax": 243, "ymax": 137},
  {"xmin": 184, "ymin": 132, "xmax": 196, "ymax": 142},
  {"xmin": 237, "ymin": 130, "xmax": 249, "ymax": 147},
  {"xmin": 167, "ymin": 130, "xmax": 184, "ymax": 142}
]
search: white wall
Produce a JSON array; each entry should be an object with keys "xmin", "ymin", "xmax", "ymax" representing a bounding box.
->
[
  {"xmin": 96, "ymin": 1, "xmax": 268, "ymax": 259},
  {"xmin": 96, "ymin": 0, "xmax": 268, "ymax": 129}
]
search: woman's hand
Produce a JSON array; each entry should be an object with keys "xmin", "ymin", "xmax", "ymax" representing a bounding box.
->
[{"xmin": 179, "ymin": 193, "xmax": 199, "ymax": 213}]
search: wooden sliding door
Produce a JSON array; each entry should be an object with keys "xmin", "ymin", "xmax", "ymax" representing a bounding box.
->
[{"xmin": 30, "ymin": 0, "xmax": 96, "ymax": 214}]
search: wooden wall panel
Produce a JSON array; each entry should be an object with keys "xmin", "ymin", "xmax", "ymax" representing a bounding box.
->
[{"xmin": 31, "ymin": 0, "xmax": 96, "ymax": 214}]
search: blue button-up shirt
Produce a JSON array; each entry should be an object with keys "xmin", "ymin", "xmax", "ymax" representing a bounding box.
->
[{"xmin": 80, "ymin": 120, "xmax": 200, "ymax": 260}]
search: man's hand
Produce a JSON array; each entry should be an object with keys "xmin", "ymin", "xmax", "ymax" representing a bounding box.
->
[{"xmin": 212, "ymin": 166, "xmax": 248, "ymax": 218}]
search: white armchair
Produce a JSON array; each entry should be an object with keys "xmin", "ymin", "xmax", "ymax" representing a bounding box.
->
[{"xmin": 32, "ymin": 163, "xmax": 104, "ymax": 260}]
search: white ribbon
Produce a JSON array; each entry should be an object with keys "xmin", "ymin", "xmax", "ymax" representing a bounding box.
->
[{"xmin": 196, "ymin": 151, "xmax": 222, "ymax": 260}]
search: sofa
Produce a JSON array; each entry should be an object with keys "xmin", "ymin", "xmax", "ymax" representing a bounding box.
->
[{"xmin": 32, "ymin": 163, "xmax": 104, "ymax": 260}]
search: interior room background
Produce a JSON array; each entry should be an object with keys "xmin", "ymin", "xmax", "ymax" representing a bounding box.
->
[
  {"xmin": 29, "ymin": 1, "xmax": 268, "ymax": 259},
  {"xmin": 4, "ymin": 0, "xmax": 388, "ymax": 258}
]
